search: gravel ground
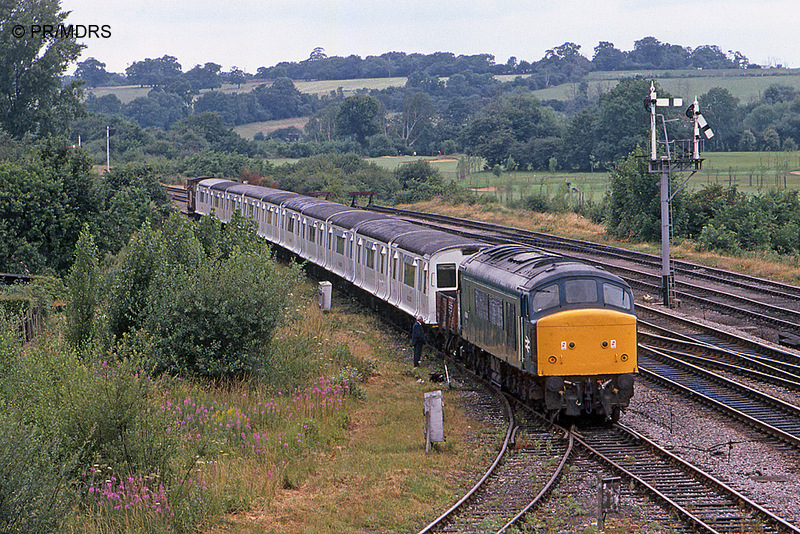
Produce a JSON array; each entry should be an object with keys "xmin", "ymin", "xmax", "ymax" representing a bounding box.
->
[{"xmin": 621, "ymin": 380, "xmax": 800, "ymax": 528}]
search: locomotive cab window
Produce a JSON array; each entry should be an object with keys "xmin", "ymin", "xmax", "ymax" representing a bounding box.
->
[
  {"xmin": 603, "ymin": 282, "xmax": 632, "ymax": 310},
  {"xmin": 437, "ymin": 263, "xmax": 456, "ymax": 288},
  {"xmin": 531, "ymin": 284, "xmax": 560, "ymax": 314},
  {"xmin": 564, "ymin": 279, "xmax": 598, "ymax": 304}
]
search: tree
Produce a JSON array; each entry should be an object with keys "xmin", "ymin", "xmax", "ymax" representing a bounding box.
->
[
  {"xmin": 592, "ymin": 41, "xmax": 626, "ymax": 71},
  {"xmin": 606, "ymin": 147, "xmax": 689, "ymax": 241},
  {"xmin": 125, "ymin": 55, "xmax": 182, "ymax": 87},
  {"xmin": 699, "ymin": 87, "xmax": 740, "ymax": 151},
  {"xmin": 184, "ymin": 62, "xmax": 222, "ymax": 91},
  {"xmin": 121, "ymin": 89, "xmax": 189, "ymax": 129},
  {"xmin": 593, "ymin": 78, "xmax": 666, "ymax": 166},
  {"xmin": 226, "ymin": 66, "xmax": 246, "ymax": 88},
  {"xmin": 336, "ymin": 94, "xmax": 380, "ymax": 150},
  {"xmin": 0, "ymin": 0, "xmax": 85, "ymax": 137},
  {"xmin": 394, "ymin": 160, "xmax": 446, "ymax": 202},
  {"xmin": 398, "ymin": 92, "xmax": 435, "ymax": 147},
  {"xmin": 74, "ymin": 57, "xmax": 110, "ymax": 87},
  {"xmin": 309, "ymin": 46, "xmax": 327, "ymax": 61},
  {"xmin": 65, "ymin": 224, "xmax": 99, "ymax": 350}
]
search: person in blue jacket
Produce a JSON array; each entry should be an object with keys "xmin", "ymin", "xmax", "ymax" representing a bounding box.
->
[{"xmin": 411, "ymin": 316, "xmax": 426, "ymax": 367}]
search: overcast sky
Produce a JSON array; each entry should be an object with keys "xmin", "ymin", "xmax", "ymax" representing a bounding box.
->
[{"xmin": 60, "ymin": 0, "xmax": 800, "ymax": 74}]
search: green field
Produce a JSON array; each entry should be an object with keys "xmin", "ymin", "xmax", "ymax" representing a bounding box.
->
[
  {"xmin": 233, "ymin": 117, "xmax": 310, "ymax": 138},
  {"xmin": 88, "ymin": 84, "xmax": 151, "ymax": 104},
  {"xmin": 270, "ymin": 151, "xmax": 800, "ymax": 204},
  {"xmin": 531, "ymin": 68, "xmax": 800, "ymax": 104}
]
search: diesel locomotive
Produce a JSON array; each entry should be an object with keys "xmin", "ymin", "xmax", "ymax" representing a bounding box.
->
[{"xmin": 186, "ymin": 177, "xmax": 637, "ymax": 420}]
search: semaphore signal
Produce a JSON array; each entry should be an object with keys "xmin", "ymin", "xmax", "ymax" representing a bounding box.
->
[{"xmin": 645, "ymin": 82, "xmax": 714, "ymax": 308}]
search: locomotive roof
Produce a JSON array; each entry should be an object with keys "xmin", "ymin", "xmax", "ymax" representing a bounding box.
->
[{"xmin": 460, "ymin": 244, "xmax": 627, "ymax": 292}]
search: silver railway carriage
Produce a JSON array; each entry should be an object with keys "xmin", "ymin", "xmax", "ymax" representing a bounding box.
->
[{"xmin": 191, "ymin": 178, "xmax": 485, "ymax": 325}]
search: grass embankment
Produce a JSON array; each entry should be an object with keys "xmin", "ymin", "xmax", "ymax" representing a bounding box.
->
[
  {"xmin": 26, "ymin": 278, "xmax": 494, "ymax": 534},
  {"xmin": 203, "ymin": 290, "xmax": 497, "ymax": 534},
  {"xmin": 401, "ymin": 198, "xmax": 800, "ymax": 285}
]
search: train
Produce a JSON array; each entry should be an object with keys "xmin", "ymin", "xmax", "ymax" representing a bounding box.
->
[{"xmin": 185, "ymin": 177, "xmax": 637, "ymax": 421}]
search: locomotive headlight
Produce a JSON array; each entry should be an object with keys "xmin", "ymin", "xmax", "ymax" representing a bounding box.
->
[
  {"xmin": 620, "ymin": 354, "xmax": 629, "ymax": 362},
  {"xmin": 548, "ymin": 355, "xmax": 557, "ymax": 364}
]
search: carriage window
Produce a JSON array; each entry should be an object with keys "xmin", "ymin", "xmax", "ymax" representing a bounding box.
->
[
  {"xmin": 475, "ymin": 289, "xmax": 489, "ymax": 321},
  {"xmin": 366, "ymin": 247, "xmax": 375, "ymax": 269},
  {"xmin": 286, "ymin": 217, "xmax": 294, "ymax": 233},
  {"xmin": 531, "ymin": 284, "xmax": 560, "ymax": 313},
  {"xmin": 309, "ymin": 226, "xmax": 316, "ymax": 243},
  {"xmin": 437, "ymin": 263, "xmax": 456, "ymax": 288},
  {"xmin": 336, "ymin": 235, "xmax": 345, "ymax": 255},
  {"xmin": 603, "ymin": 283, "xmax": 631, "ymax": 310},
  {"xmin": 565, "ymin": 279, "xmax": 598, "ymax": 304},
  {"xmin": 403, "ymin": 263, "xmax": 416, "ymax": 287}
]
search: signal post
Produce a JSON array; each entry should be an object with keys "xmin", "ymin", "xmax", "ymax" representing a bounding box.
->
[{"xmin": 647, "ymin": 83, "xmax": 714, "ymax": 307}]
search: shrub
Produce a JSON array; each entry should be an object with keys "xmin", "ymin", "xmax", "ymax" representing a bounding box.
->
[
  {"xmin": 697, "ymin": 223, "xmax": 741, "ymax": 253},
  {"xmin": 524, "ymin": 194, "xmax": 552, "ymax": 213},
  {"xmin": 0, "ymin": 418, "xmax": 80, "ymax": 534}
]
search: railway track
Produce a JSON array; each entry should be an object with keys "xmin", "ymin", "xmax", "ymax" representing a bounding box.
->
[
  {"xmin": 367, "ymin": 205, "xmax": 800, "ymax": 300},
  {"xmin": 575, "ymin": 423, "xmax": 800, "ymax": 534},
  {"xmin": 639, "ymin": 345, "xmax": 800, "ymax": 447},
  {"xmin": 368, "ymin": 204, "xmax": 800, "ymax": 346},
  {"xmin": 417, "ymin": 399, "xmax": 572, "ymax": 534},
  {"xmin": 175, "ymin": 193, "xmax": 800, "ymax": 529}
]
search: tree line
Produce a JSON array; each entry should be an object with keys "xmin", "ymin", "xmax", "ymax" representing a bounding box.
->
[{"xmin": 75, "ymin": 38, "xmax": 757, "ymax": 90}]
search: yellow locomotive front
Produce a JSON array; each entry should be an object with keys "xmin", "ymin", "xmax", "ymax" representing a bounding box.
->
[
  {"xmin": 528, "ymin": 277, "xmax": 637, "ymax": 420},
  {"xmin": 458, "ymin": 244, "xmax": 637, "ymax": 421},
  {"xmin": 536, "ymin": 308, "xmax": 637, "ymax": 376}
]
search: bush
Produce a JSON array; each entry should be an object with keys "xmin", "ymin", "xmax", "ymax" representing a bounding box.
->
[
  {"xmin": 146, "ymin": 247, "xmax": 302, "ymax": 379},
  {"xmin": 524, "ymin": 194, "xmax": 552, "ymax": 213},
  {"xmin": 697, "ymin": 223, "xmax": 741, "ymax": 253},
  {"xmin": 0, "ymin": 418, "xmax": 79, "ymax": 534}
]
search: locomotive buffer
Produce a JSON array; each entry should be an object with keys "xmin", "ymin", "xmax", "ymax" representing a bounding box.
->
[{"xmin": 647, "ymin": 82, "xmax": 714, "ymax": 307}]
